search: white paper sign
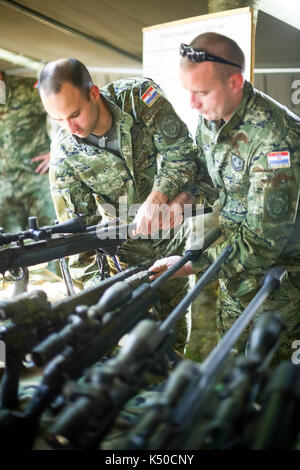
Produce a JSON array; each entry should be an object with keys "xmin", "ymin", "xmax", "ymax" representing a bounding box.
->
[{"xmin": 143, "ymin": 8, "xmax": 253, "ymax": 136}]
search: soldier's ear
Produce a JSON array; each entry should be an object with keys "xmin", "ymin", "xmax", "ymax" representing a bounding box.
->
[
  {"xmin": 229, "ymin": 73, "xmax": 244, "ymax": 93},
  {"xmin": 89, "ymin": 85, "xmax": 100, "ymax": 101}
]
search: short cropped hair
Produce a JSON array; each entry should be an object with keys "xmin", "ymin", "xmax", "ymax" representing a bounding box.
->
[
  {"xmin": 181, "ymin": 32, "xmax": 245, "ymax": 81},
  {"xmin": 38, "ymin": 58, "xmax": 93, "ymax": 99}
]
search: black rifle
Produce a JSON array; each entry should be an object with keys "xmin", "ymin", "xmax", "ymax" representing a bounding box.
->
[
  {"xmin": 0, "ymin": 217, "xmax": 127, "ymax": 280},
  {"xmin": 0, "ymin": 206, "xmax": 214, "ymax": 407},
  {"xmin": 0, "ymin": 207, "xmax": 213, "ymax": 280},
  {"xmin": 123, "ymin": 312, "xmax": 285, "ymax": 451},
  {"xmin": 0, "ymin": 216, "xmax": 87, "ymax": 246},
  {"xmin": 189, "ymin": 311, "xmax": 285, "ymax": 450},
  {"xmin": 44, "ymin": 242, "xmax": 232, "ymax": 450},
  {"xmin": 31, "ymin": 227, "xmax": 222, "ymax": 367},
  {"xmin": 124, "ymin": 266, "xmax": 287, "ymax": 450},
  {"xmin": 0, "ymin": 266, "xmax": 146, "ymax": 409},
  {"xmin": 0, "ymin": 227, "xmax": 222, "ymax": 449}
]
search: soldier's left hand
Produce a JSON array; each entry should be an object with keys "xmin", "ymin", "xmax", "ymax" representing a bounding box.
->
[
  {"xmin": 148, "ymin": 256, "xmax": 194, "ymax": 280},
  {"xmin": 168, "ymin": 192, "xmax": 195, "ymax": 228}
]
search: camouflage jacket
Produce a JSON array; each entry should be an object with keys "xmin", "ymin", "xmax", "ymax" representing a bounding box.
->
[
  {"xmin": 50, "ymin": 77, "xmax": 197, "ymax": 224},
  {"xmin": 192, "ymin": 80, "xmax": 300, "ymax": 298},
  {"xmin": 49, "ymin": 78, "xmax": 197, "ymax": 280},
  {"xmin": 0, "ymin": 74, "xmax": 50, "ymax": 180}
]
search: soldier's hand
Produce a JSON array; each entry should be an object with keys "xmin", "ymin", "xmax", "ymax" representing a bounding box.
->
[
  {"xmin": 168, "ymin": 192, "xmax": 195, "ymax": 228},
  {"xmin": 133, "ymin": 190, "xmax": 169, "ymax": 235},
  {"xmin": 31, "ymin": 152, "xmax": 50, "ymax": 174},
  {"xmin": 148, "ymin": 256, "xmax": 194, "ymax": 280},
  {"xmin": 133, "ymin": 191, "xmax": 195, "ymax": 236}
]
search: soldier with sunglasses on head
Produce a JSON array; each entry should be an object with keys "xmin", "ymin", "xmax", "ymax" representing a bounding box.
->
[{"xmin": 150, "ymin": 32, "xmax": 300, "ymax": 364}]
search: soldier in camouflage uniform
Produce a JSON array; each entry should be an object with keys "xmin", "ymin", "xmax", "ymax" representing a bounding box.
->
[
  {"xmin": 150, "ymin": 33, "xmax": 300, "ymax": 363},
  {"xmin": 38, "ymin": 58, "xmax": 198, "ymax": 352},
  {"xmin": 0, "ymin": 72, "xmax": 55, "ymax": 232}
]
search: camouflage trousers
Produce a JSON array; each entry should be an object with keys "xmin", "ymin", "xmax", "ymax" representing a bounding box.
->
[
  {"xmin": 0, "ymin": 173, "xmax": 55, "ymax": 232},
  {"xmin": 216, "ymin": 274, "xmax": 300, "ymax": 365}
]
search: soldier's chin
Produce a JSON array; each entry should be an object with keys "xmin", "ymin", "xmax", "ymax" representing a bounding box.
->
[
  {"xmin": 74, "ymin": 130, "xmax": 87, "ymax": 137},
  {"xmin": 201, "ymin": 111, "xmax": 213, "ymax": 120}
]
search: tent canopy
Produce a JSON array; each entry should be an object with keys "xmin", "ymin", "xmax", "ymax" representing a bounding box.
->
[{"xmin": 0, "ymin": 0, "xmax": 299, "ymax": 75}]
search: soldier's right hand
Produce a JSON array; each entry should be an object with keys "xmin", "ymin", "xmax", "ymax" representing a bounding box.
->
[{"xmin": 133, "ymin": 190, "xmax": 169, "ymax": 235}]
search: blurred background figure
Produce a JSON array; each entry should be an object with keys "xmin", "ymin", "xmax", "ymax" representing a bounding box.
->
[{"xmin": 0, "ymin": 71, "xmax": 55, "ymax": 232}]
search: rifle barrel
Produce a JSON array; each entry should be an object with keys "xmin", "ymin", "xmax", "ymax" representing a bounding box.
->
[
  {"xmin": 160, "ymin": 244, "xmax": 232, "ymax": 333},
  {"xmin": 200, "ymin": 266, "xmax": 287, "ymax": 379}
]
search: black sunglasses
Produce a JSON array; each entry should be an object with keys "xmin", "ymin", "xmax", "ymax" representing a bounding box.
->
[{"xmin": 180, "ymin": 43, "xmax": 242, "ymax": 69}]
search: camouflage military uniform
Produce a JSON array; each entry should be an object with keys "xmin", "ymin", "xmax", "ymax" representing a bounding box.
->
[
  {"xmin": 49, "ymin": 77, "xmax": 197, "ymax": 351},
  {"xmin": 191, "ymin": 80, "xmax": 300, "ymax": 363},
  {"xmin": 0, "ymin": 74, "xmax": 55, "ymax": 232}
]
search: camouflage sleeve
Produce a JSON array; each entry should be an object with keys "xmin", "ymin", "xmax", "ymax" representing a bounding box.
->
[
  {"xmin": 193, "ymin": 127, "xmax": 220, "ymax": 204},
  {"xmin": 192, "ymin": 139, "xmax": 300, "ymax": 277},
  {"xmin": 180, "ymin": 148, "xmax": 219, "ymax": 204},
  {"xmin": 49, "ymin": 142, "xmax": 99, "ymax": 226},
  {"xmin": 138, "ymin": 81, "xmax": 197, "ymax": 201}
]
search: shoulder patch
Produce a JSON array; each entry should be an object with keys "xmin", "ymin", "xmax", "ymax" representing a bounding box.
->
[
  {"xmin": 142, "ymin": 85, "xmax": 160, "ymax": 108},
  {"xmin": 267, "ymin": 151, "xmax": 290, "ymax": 169},
  {"xmin": 159, "ymin": 113, "xmax": 182, "ymax": 139},
  {"xmin": 265, "ymin": 189, "xmax": 290, "ymax": 220},
  {"xmin": 231, "ymin": 155, "xmax": 244, "ymax": 171}
]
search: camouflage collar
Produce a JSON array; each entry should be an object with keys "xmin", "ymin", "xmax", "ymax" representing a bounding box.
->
[{"xmin": 100, "ymin": 91, "xmax": 133, "ymax": 127}]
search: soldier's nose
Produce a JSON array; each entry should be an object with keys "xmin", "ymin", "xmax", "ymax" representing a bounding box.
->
[
  {"xmin": 190, "ymin": 93, "xmax": 200, "ymax": 109},
  {"xmin": 67, "ymin": 120, "xmax": 77, "ymax": 134}
]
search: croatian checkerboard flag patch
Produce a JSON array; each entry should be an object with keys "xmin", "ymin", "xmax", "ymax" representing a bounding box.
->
[
  {"xmin": 142, "ymin": 86, "xmax": 160, "ymax": 107},
  {"xmin": 267, "ymin": 151, "xmax": 291, "ymax": 169}
]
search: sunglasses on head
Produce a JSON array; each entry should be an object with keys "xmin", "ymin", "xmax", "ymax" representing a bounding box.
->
[{"xmin": 180, "ymin": 43, "xmax": 242, "ymax": 70}]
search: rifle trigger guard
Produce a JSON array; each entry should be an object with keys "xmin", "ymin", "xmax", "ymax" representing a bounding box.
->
[{"xmin": 4, "ymin": 267, "xmax": 25, "ymax": 282}]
